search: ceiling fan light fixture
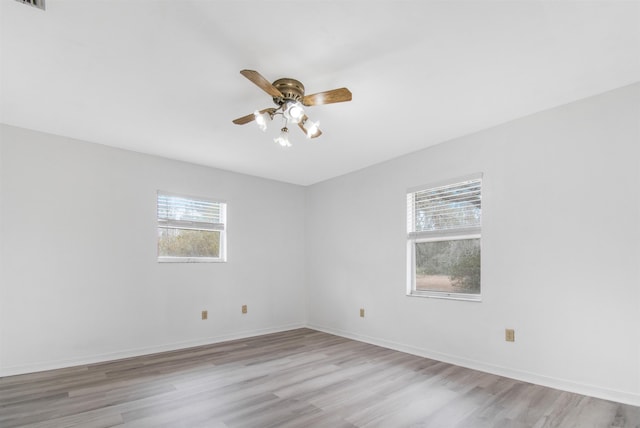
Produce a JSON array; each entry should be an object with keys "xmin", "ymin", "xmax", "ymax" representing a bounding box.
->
[
  {"xmin": 274, "ymin": 127, "xmax": 291, "ymax": 147},
  {"xmin": 283, "ymin": 101, "xmax": 305, "ymax": 124},
  {"xmin": 304, "ymin": 120, "xmax": 320, "ymax": 138},
  {"xmin": 233, "ymin": 70, "xmax": 351, "ymax": 143},
  {"xmin": 254, "ymin": 110, "xmax": 269, "ymax": 131}
]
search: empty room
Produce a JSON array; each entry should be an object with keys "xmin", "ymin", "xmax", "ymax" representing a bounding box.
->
[{"xmin": 1, "ymin": 1, "xmax": 639, "ymax": 427}]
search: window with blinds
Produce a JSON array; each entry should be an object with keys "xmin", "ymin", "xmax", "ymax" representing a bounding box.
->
[
  {"xmin": 406, "ymin": 174, "xmax": 482, "ymax": 300},
  {"xmin": 157, "ymin": 191, "xmax": 226, "ymax": 262}
]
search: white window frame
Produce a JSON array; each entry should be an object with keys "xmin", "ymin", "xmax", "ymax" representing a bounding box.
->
[
  {"xmin": 157, "ymin": 191, "xmax": 227, "ymax": 263},
  {"xmin": 406, "ymin": 173, "xmax": 482, "ymax": 301}
]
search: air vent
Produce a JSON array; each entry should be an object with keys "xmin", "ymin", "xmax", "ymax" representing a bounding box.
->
[{"xmin": 14, "ymin": 0, "xmax": 45, "ymax": 10}]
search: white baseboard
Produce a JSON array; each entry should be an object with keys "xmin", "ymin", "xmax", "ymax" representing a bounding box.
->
[
  {"xmin": 0, "ymin": 322, "xmax": 305, "ymax": 378},
  {"xmin": 306, "ymin": 323, "xmax": 640, "ymax": 407}
]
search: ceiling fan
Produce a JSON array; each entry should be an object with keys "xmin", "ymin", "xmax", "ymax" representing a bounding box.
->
[{"xmin": 232, "ymin": 69, "xmax": 352, "ymax": 147}]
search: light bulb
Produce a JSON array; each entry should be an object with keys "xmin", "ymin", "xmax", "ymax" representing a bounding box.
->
[
  {"xmin": 274, "ymin": 127, "xmax": 291, "ymax": 147},
  {"xmin": 283, "ymin": 101, "xmax": 304, "ymax": 124},
  {"xmin": 254, "ymin": 110, "xmax": 268, "ymax": 132}
]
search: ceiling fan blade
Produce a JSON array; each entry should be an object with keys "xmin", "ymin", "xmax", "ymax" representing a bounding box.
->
[
  {"xmin": 240, "ymin": 70, "xmax": 283, "ymax": 98},
  {"xmin": 232, "ymin": 108, "xmax": 275, "ymax": 125},
  {"xmin": 232, "ymin": 113, "xmax": 256, "ymax": 125},
  {"xmin": 302, "ymin": 87, "xmax": 352, "ymax": 106},
  {"xmin": 298, "ymin": 115, "xmax": 322, "ymax": 138}
]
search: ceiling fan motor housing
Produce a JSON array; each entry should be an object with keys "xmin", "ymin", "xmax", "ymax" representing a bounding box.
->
[{"xmin": 272, "ymin": 78, "xmax": 305, "ymax": 104}]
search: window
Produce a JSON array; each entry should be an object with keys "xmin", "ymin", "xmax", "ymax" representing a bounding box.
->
[
  {"xmin": 407, "ymin": 174, "xmax": 482, "ymax": 300},
  {"xmin": 157, "ymin": 191, "xmax": 226, "ymax": 262}
]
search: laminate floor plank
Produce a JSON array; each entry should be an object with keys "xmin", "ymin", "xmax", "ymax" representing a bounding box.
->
[{"xmin": 1, "ymin": 328, "xmax": 638, "ymax": 427}]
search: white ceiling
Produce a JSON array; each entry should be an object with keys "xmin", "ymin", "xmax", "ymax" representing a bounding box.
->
[{"xmin": 1, "ymin": 1, "xmax": 639, "ymax": 185}]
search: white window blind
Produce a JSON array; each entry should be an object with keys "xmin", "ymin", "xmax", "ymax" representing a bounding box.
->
[
  {"xmin": 157, "ymin": 192, "xmax": 225, "ymax": 232},
  {"xmin": 407, "ymin": 177, "xmax": 481, "ymax": 236}
]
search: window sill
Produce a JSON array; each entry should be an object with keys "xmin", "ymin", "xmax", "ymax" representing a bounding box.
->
[
  {"xmin": 158, "ymin": 257, "xmax": 226, "ymax": 263},
  {"xmin": 407, "ymin": 290, "xmax": 482, "ymax": 302}
]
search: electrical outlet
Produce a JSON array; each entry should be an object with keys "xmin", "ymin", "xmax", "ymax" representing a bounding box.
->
[
  {"xmin": 505, "ymin": 328, "xmax": 515, "ymax": 342},
  {"xmin": 201, "ymin": 310, "xmax": 208, "ymax": 320},
  {"xmin": 242, "ymin": 304, "xmax": 247, "ymax": 314},
  {"xmin": 359, "ymin": 308, "xmax": 365, "ymax": 318}
]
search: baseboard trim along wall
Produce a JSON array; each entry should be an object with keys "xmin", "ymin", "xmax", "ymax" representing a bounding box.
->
[
  {"xmin": 0, "ymin": 323, "xmax": 305, "ymax": 378},
  {"xmin": 306, "ymin": 323, "xmax": 640, "ymax": 407}
]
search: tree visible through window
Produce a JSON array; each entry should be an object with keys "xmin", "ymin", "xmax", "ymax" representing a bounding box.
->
[
  {"xmin": 407, "ymin": 175, "xmax": 481, "ymax": 300},
  {"xmin": 157, "ymin": 192, "xmax": 226, "ymax": 262}
]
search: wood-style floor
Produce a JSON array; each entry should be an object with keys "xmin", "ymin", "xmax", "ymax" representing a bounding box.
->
[{"xmin": 1, "ymin": 328, "xmax": 638, "ymax": 427}]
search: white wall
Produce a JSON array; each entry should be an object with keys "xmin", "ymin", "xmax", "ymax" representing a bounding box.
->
[
  {"xmin": 305, "ymin": 83, "xmax": 640, "ymax": 405},
  {"xmin": 0, "ymin": 124, "xmax": 306, "ymax": 375}
]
